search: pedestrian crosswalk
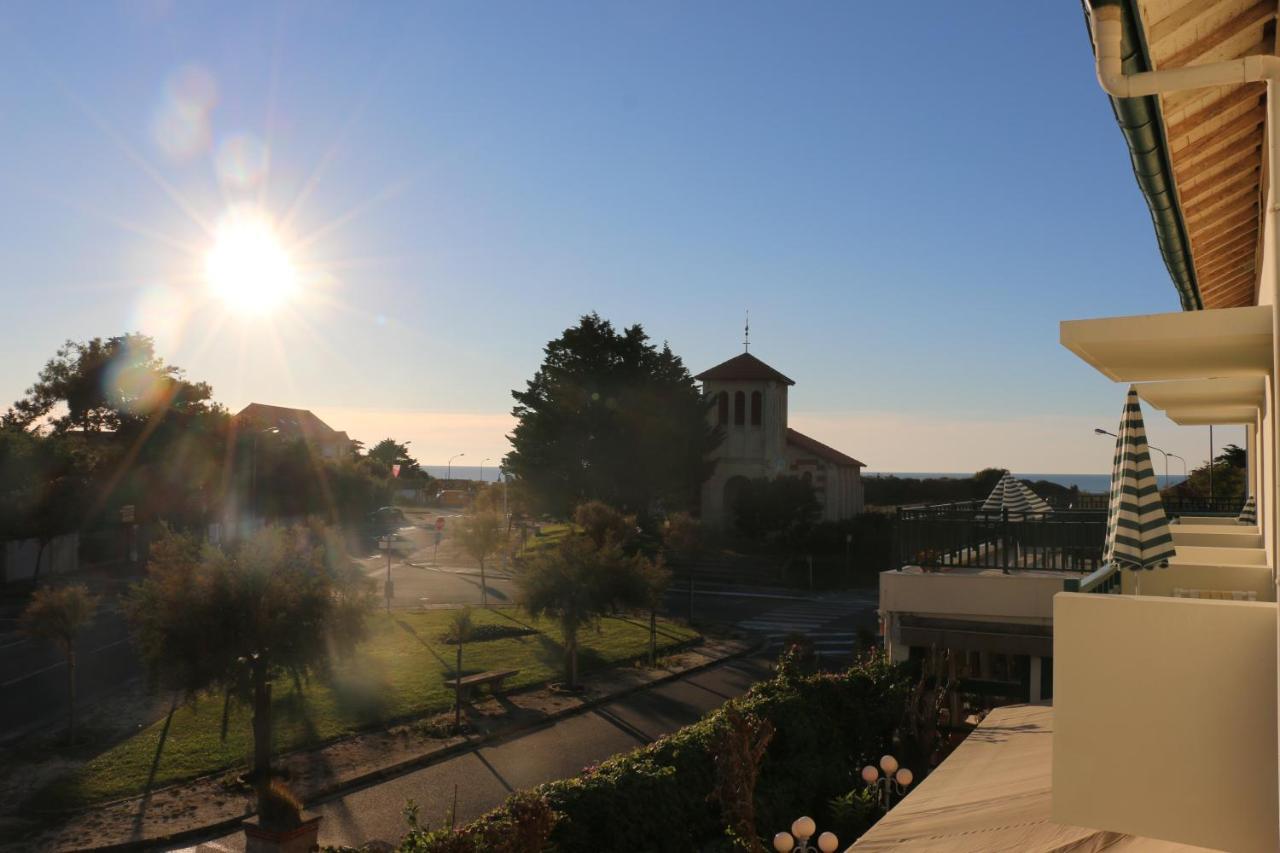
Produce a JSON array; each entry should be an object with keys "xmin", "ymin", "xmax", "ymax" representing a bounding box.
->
[{"xmin": 737, "ymin": 594, "xmax": 877, "ymax": 658}]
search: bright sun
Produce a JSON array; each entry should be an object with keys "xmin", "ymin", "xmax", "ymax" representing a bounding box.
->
[{"xmin": 204, "ymin": 209, "xmax": 298, "ymax": 316}]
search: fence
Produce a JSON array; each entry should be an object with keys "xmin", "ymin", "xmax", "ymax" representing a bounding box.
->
[{"xmin": 895, "ymin": 503, "xmax": 1107, "ymax": 573}]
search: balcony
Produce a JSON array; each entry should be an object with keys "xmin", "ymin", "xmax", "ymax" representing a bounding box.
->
[
  {"xmin": 894, "ymin": 503, "xmax": 1107, "ymax": 574},
  {"xmin": 1052, "ymin": 593, "xmax": 1278, "ymax": 852}
]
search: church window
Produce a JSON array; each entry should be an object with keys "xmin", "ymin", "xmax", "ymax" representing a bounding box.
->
[
  {"xmin": 733, "ymin": 391, "xmax": 745, "ymax": 426},
  {"xmin": 717, "ymin": 391, "xmax": 729, "ymax": 425},
  {"xmin": 750, "ymin": 391, "xmax": 762, "ymax": 426}
]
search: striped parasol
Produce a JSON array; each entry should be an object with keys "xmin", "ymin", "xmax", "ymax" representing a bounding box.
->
[
  {"xmin": 981, "ymin": 471, "xmax": 1052, "ymax": 518},
  {"xmin": 1102, "ymin": 387, "xmax": 1175, "ymax": 572},
  {"xmin": 1238, "ymin": 495, "xmax": 1257, "ymax": 526}
]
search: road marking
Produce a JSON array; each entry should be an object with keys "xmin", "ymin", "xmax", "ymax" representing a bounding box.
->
[{"xmin": 0, "ymin": 638, "xmax": 131, "ymax": 687}]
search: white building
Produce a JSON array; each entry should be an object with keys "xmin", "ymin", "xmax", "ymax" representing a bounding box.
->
[{"xmin": 695, "ymin": 351, "xmax": 864, "ymax": 526}]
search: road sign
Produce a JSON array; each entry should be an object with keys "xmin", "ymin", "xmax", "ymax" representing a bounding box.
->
[
  {"xmin": 434, "ymin": 516, "xmax": 446, "ymax": 531},
  {"xmin": 120, "ymin": 505, "xmax": 135, "ymax": 523}
]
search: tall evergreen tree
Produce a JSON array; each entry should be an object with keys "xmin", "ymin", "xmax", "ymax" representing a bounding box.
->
[{"xmin": 505, "ymin": 314, "xmax": 720, "ymax": 518}]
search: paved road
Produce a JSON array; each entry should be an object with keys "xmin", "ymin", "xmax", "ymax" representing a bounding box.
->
[
  {"xmin": 174, "ymin": 654, "xmax": 777, "ymax": 852},
  {"xmin": 0, "ymin": 596, "xmax": 141, "ymax": 739}
]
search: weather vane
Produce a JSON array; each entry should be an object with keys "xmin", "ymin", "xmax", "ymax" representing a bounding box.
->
[{"xmin": 744, "ymin": 310, "xmax": 750, "ymax": 352}]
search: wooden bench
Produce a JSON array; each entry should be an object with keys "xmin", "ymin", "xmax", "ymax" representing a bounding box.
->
[{"xmin": 443, "ymin": 669, "xmax": 520, "ymax": 700}]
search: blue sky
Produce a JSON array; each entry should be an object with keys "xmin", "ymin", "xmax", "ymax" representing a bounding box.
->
[{"xmin": 0, "ymin": 1, "xmax": 1243, "ymax": 471}]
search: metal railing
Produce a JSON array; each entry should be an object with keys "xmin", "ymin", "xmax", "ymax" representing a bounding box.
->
[
  {"xmin": 895, "ymin": 503, "xmax": 1107, "ymax": 573},
  {"xmin": 1049, "ymin": 493, "xmax": 1245, "ymax": 516}
]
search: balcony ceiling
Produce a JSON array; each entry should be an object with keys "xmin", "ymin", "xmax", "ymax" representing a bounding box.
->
[
  {"xmin": 1136, "ymin": 0, "xmax": 1276, "ymax": 308},
  {"xmin": 1060, "ymin": 304, "xmax": 1273, "ymax": 381},
  {"xmin": 1133, "ymin": 375, "xmax": 1265, "ymax": 423}
]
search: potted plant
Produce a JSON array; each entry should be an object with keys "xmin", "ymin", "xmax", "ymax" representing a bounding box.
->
[{"xmin": 242, "ymin": 779, "xmax": 322, "ymax": 853}]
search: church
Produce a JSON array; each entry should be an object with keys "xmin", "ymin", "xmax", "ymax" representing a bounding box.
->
[{"xmin": 695, "ymin": 350, "xmax": 866, "ymax": 526}]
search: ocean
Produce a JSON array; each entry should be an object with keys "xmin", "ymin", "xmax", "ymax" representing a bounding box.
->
[
  {"xmin": 429, "ymin": 467, "xmax": 1189, "ymax": 491},
  {"xmin": 863, "ymin": 472, "xmax": 1187, "ymax": 493}
]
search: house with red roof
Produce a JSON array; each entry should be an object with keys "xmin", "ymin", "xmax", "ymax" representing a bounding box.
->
[{"xmin": 695, "ymin": 351, "xmax": 864, "ymax": 526}]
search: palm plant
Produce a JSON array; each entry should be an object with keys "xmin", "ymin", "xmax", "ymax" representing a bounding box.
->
[
  {"xmin": 19, "ymin": 584, "xmax": 98, "ymax": 741},
  {"xmin": 515, "ymin": 536, "xmax": 644, "ymax": 689}
]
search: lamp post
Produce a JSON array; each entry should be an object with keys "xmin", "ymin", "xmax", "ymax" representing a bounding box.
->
[
  {"xmin": 772, "ymin": 816, "xmax": 838, "ymax": 853},
  {"xmin": 861, "ymin": 754, "xmax": 914, "ymax": 809},
  {"xmin": 480, "ymin": 456, "xmax": 491, "ymax": 484},
  {"xmin": 1147, "ymin": 443, "xmax": 1171, "ymax": 491},
  {"xmin": 447, "ymin": 452, "xmax": 465, "ymax": 483},
  {"xmin": 1169, "ymin": 453, "xmax": 1187, "ymax": 483}
]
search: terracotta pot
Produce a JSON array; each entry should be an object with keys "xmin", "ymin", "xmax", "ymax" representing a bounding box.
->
[{"xmin": 243, "ymin": 810, "xmax": 322, "ymax": 853}]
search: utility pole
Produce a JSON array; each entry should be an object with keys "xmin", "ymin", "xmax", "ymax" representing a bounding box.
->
[
  {"xmin": 1209, "ymin": 425, "xmax": 1215, "ymax": 503},
  {"xmin": 383, "ymin": 534, "xmax": 394, "ymax": 613}
]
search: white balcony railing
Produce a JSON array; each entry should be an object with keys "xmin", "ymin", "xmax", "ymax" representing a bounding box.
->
[{"xmin": 1053, "ymin": 593, "xmax": 1278, "ymax": 852}]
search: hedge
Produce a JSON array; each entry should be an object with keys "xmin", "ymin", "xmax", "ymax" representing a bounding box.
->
[{"xmin": 387, "ymin": 653, "xmax": 909, "ymax": 852}]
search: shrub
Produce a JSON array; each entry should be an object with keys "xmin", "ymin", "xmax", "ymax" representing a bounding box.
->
[{"xmin": 436, "ymin": 623, "xmax": 536, "ymax": 644}]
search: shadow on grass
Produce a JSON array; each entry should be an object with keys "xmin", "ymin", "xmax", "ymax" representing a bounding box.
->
[
  {"xmin": 396, "ymin": 618, "xmax": 451, "ymax": 670},
  {"xmin": 608, "ymin": 613, "xmax": 687, "ymax": 643}
]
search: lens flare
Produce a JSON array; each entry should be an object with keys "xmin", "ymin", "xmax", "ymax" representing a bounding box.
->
[{"xmin": 204, "ymin": 209, "xmax": 298, "ymax": 316}]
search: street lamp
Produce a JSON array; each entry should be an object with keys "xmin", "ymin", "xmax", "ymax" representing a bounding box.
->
[
  {"xmin": 1147, "ymin": 443, "xmax": 1171, "ymax": 491},
  {"xmin": 772, "ymin": 816, "xmax": 838, "ymax": 853},
  {"xmin": 861, "ymin": 754, "xmax": 914, "ymax": 809},
  {"xmin": 480, "ymin": 456, "xmax": 491, "ymax": 483},
  {"xmin": 447, "ymin": 452, "xmax": 465, "ymax": 483},
  {"xmin": 1168, "ymin": 452, "xmax": 1187, "ymax": 483}
]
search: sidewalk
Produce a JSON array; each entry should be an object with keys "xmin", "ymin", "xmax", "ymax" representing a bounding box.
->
[{"xmin": 14, "ymin": 637, "xmax": 757, "ymax": 852}]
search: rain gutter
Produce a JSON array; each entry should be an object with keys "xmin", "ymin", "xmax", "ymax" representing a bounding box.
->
[{"xmin": 1083, "ymin": 0, "xmax": 1203, "ymax": 311}]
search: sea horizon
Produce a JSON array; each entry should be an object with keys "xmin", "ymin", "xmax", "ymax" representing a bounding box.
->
[{"xmin": 864, "ymin": 471, "xmax": 1188, "ymax": 493}]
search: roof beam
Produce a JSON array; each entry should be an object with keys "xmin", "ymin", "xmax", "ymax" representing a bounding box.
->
[
  {"xmin": 1192, "ymin": 209, "xmax": 1259, "ymax": 252},
  {"xmin": 1196, "ymin": 231, "xmax": 1258, "ymax": 268},
  {"xmin": 1161, "ymin": 3, "xmax": 1277, "ymax": 70},
  {"xmin": 1176, "ymin": 142, "xmax": 1260, "ymax": 200},
  {"xmin": 1183, "ymin": 181, "xmax": 1260, "ymax": 226},
  {"xmin": 1172, "ymin": 106, "xmax": 1266, "ymax": 166},
  {"xmin": 1180, "ymin": 165, "xmax": 1260, "ymax": 208},
  {"xmin": 1200, "ymin": 268, "xmax": 1257, "ymax": 299},
  {"xmin": 1197, "ymin": 245, "xmax": 1256, "ymax": 280},
  {"xmin": 1148, "ymin": 0, "xmax": 1222, "ymax": 47},
  {"xmin": 1191, "ymin": 199, "xmax": 1260, "ymax": 238},
  {"xmin": 1166, "ymin": 84, "xmax": 1263, "ymax": 140},
  {"xmin": 1174, "ymin": 135, "xmax": 1261, "ymax": 188}
]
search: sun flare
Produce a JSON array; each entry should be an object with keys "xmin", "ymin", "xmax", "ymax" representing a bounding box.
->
[{"xmin": 204, "ymin": 209, "xmax": 298, "ymax": 316}]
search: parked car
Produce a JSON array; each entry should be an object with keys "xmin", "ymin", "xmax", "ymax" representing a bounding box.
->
[{"xmin": 369, "ymin": 506, "xmax": 408, "ymax": 535}]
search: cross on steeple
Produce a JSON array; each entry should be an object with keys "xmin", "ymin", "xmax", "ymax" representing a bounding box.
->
[{"xmin": 744, "ymin": 311, "xmax": 750, "ymax": 352}]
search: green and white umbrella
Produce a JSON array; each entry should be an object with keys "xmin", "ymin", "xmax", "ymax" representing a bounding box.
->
[
  {"xmin": 1238, "ymin": 495, "xmax": 1257, "ymax": 526},
  {"xmin": 981, "ymin": 471, "xmax": 1052, "ymax": 518},
  {"xmin": 1102, "ymin": 387, "xmax": 1175, "ymax": 576}
]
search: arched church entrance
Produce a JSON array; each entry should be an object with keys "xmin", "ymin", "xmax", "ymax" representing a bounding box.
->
[{"xmin": 723, "ymin": 475, "xmax": 750, "ymax": 526}]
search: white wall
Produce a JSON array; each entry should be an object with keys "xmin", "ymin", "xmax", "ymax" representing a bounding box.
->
[
  {"xmin": 1, "ymin": 534, "xmax": 79, "ymax": 583},
  {"xmin": 1053, "ymin": 593, "xmax": 1278, "ymax": 852}
]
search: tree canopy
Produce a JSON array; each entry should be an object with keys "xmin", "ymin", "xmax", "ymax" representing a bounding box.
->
[
  {"xmin": 505, "ymin": 314, "xmax": 720, "ymax": 519},
  {"xmin": 369, "ymin": 438, "xmax": 421, "ymax": 476},
  {"xmin": 4, "ymin": 334, "xmax": 219, "ymax": 436},
  {"xmin": 125, "ymin": 526, "xmax": 374, "ymax": 793}
]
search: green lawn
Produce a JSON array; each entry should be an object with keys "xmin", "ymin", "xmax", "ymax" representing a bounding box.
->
[
  {"xmin": 518, "ymin": 522, "xmax": 575, "ymax": 554},
  {"xmin": 42, "ymin": 608, "xmax": 697, "ymax": 808}
]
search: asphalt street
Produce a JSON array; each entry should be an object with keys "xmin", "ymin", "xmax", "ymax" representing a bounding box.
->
[{"xmin": 174, "ymin": 653, "xmax": 777, "ymax": 852}]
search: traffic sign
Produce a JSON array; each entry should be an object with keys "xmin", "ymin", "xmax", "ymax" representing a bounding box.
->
[{"xmin": 434, "ymin": 516, "xmax": 446, "ymax": 531}]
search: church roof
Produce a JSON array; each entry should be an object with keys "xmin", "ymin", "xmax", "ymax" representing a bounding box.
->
[
  {"xmin": 786, "ymin": 428, "xmax": 864, "ymax": 468},
  {"xmin": 695, "ymin": 353, "xmax": 795, "ymax": 385}
]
